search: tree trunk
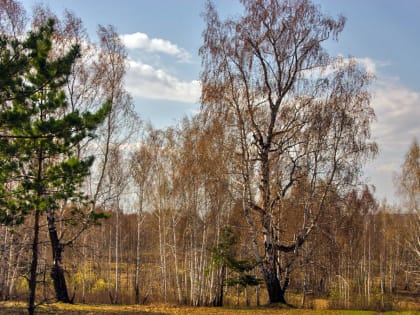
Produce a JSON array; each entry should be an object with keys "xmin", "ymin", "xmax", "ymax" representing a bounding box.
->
[
  {"xmin": 107, "ymin": 228, "xmax": 113, "ymax": 303},
  {"xmin": 213, "ymin": 265, "xmax": 225, "ymax": 306},
  {"xmin": 81, "ymin": 235, "xmax": 87, "ymax": 303},
  {"xmin": 255, "ymin": 267, "xmax": 261, "ymax": 306},
  {"xmin": 157, "ymin": 208, "xmax": 167, "ymax": 302},
  {"xmin": 172, "ymin": 215, "xmax": 183, "ymax": 304},
  {"xmin": 28, "ymin": 209, "xmax": 40, "ymax": 315},
  {"xmin": 7, "ymin": 231, "xmax": 26, "ymax": 300},
  {"xmin": 256, "ymin": 283, "xmax": 260, "ymax": 306},
  {"xmin": 113, "ymin": 207, "xmax": 119, "ymax": 304},
  {"xmin": 262, "ymin": 266, "xmax": 287, "ymax": 304},
  {"xmin": 134, "ymin": 207, "xmax": 141, "ymax": 304},
  {"xmin": 262, "ymin": 214, "xmax": 287, "ymax": 304},
  {"xmin": 47, "ymin": 210, "xmax": 71, "ymax": 303}
]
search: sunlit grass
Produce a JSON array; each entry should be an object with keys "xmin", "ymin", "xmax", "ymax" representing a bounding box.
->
[{"xmin": 1, "ymin": 302, "xmax": 419, "ymax": 315}]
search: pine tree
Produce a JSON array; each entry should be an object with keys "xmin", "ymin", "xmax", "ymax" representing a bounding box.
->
[
  {"xmin": 210, "ymin": 226, "xmax": 260, "ymax": 306},
  {"xmin": 0, "ymin": 20, "xmax": 110, "ymax": 314}
]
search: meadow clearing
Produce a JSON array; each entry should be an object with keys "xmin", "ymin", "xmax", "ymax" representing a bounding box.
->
[{"xmin": 1, "ymin": 302, "xmax": 419, "ymax": 315}]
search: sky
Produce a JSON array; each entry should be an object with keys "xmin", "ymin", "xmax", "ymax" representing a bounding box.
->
[{"xmin": 18, "ymin": 0, "xmax": 420, "ymax": 205}]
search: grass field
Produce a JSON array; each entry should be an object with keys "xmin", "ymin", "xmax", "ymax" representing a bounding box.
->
[{"xmin": 1, "ymin": 302, "xmax": 419, "ymax": 315}]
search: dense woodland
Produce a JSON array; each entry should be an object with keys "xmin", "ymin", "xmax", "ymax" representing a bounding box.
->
[{"xmin": 0, "ymin": 0, "xmax": 419, "ymax": 314}]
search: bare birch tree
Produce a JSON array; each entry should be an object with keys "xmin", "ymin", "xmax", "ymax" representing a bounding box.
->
[
  {"xmin": 200, "ymin": 0, "xmax": 377, "ymax": 304},
  {"xmin": 130, "ymin": 129, "xmax": 155, "ymax": 304},
  {"xmin": 0, "ymin": 0, "xmax": 26, "ymax": 37},
  {"xmin": 397, "ymin": 139, "xmax": 420, "ymax": 285}
]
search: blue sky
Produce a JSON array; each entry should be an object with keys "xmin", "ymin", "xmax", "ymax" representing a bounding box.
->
[{"xmin": 19, "ymin": 0, "xmax": 420, "ymax": 205}]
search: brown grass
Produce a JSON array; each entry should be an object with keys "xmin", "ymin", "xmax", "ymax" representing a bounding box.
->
[{"xmin": 1, "ymin": 301, "xmax": 419, "ymax": 315}]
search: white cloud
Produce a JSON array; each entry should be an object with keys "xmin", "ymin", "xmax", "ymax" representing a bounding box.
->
[
  {"xmin": 316, "ymin": 56, "xmax": 420, "ymax": 203},
  {"xmin": 125, "ymin": 59, "xmax": 201, "ymax": 103},
  {"xmin": 371, "ymin": 79, "xmax": 420, "ymax": 146},
  {"xmin": 120, "ymin": 32, "xmax": 191, "ymax": 62},
  {"xmin": 366, "ymin": 75, "xmax": 420, "ymax": 203},
  {"xmin": 301, "ymin": 56, "xmax": 381, "ymax": 81},
  {"xmin": 354, "ymin": 57, "xmax": 378, "ymax": 75}
]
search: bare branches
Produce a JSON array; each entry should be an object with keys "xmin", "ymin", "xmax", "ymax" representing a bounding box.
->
[
  {"xmin": 200, "ymin": 0, "xmax": 376, "ymax": 304},
  {"xmin": 0, "ymin": 0, "xmax": 27, "ymax": 37}
]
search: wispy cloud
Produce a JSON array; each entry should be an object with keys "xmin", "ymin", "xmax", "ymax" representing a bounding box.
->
[
  {"xmin": 125, "ymin": 59, "xmax": 201, "ymax": 103},
  {"xmin": 363, "ymin": 65, "xmax": 420, "ymax": 203},
  {"xmin": 372, "ymin": 79, "xmax": 420, "ymax": 148},
  {"xmin": 354, "ymin": 57, "xmax": 378, "ymax": 75},
  {"xmin": 120, "ymin": 32, "xmax": 191, "ymax": 63}
]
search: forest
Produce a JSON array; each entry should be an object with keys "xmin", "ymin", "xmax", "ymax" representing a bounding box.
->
[{"xmin": 0, "ymin": 0, "xmax": 419, "ymax": 314}]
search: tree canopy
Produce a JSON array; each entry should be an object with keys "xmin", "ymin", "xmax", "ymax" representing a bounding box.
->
[
  {"xmin": 200, "ymin": 0, "xmax": 377, "ymax": 304},
  {"xmin": 0, "ymin": 19, "xmax": 110, "ymax": 313}
]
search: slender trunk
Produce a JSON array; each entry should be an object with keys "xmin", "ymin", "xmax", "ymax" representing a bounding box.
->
[
  {"xmin": 172, "ymin": 215, "xmax": 183, "ymax": 304},
  {"xmin": 107, "ymin": 228, "xmax": 113, "ymax": 302},
  {"xmin": 47, "ymin": 209, "xmax": 71, "ymax": 303},
  {"xmin": 190, "ymin": 226, "xmax": 197, "ymax": 305},
  {"xmin": 8, "ymin": 232, "xmax": 27, "ymax": 300},
  {"xmin": 363, "ymin": 221, "xmax": 367, "ymax": 301},
  {"xmin": 81, "ymin": 234, "xmax": 86, "ymax": 303},
  {"xmin": 198, "ymin": 221, "xmax": 207, "ymax": 305},
  {"xmin": 380, "ymin": 221, "xmax": 386, "ymax": 310},
  {"xmin": 189, "ymin": 235, "xmax": 194, "ymax": 305},
  {"xmin": 209, "ymin": 262, "xmax": 215, "ymax": 305},
  {"xmin": 0, "ymin": 227, "xmax": 8, "ymax": 301},
  {"xmin": 236, "ymin": 284, "xmax": 240, "ymax": 306},
  {"xmin": 301, "ymin": 274, "xmax": 307, "ymax": 308},
  {"xmin": 135, "ymin": 204, "xmax": 141, "ymax": 304},
  {"xmin": 114, "ymin": 208, "xmax": 119, "ymax": 304},
  {"xmin": 367, "ymin": 234, "xmax": 371, "ymax": 304},
  {"xmin": 163, "ymin": 218, "xmax": 167, "ymax": 302},
  {"xmin": 211, "ymin": 216, "xmax": 222, "ymax": 307},
  {"xmin": 157, "ymin": 209, "xmax": 167, "ymax": 302},
  {"xmin": 182, "ymin": 238, "xmax": 189, "ymax": 305},
  {"xmin": 29, "ymin": 148, "xmax": 46, "ymax": 314},
  {"xmin": 28, "ymin": 208, "xmax": 40, "ymax": 315},
  {"xmin": 213, "ymin": 265, "xmax": 225, "ymax": 306},
  {"xmin": 4, "ymin": 228, "xmax": 12, "ymax": 301},
  {"xmin": 255, "ymin": 283, "xmax": 260, "ymax": 306},
  {"xmin": 380, "ymin": 255, "xmax": 384, "ymax": 309}
]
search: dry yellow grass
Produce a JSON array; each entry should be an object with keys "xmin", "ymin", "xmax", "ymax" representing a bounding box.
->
[
  {"xmin": 312, "ymin": 298, "xmax": 329, "ymax": 309},
  {"xmin": 1, "ymin": 302, "xmax": 419, "ymax": 315}
]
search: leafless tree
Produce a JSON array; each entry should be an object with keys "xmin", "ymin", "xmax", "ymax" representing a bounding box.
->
[
  {"xmin": 130, "ymin": 128, "xmax": 155, "ymax": 304},
  {"xmin": 397, "ymin": 139, "xmax": 420, "ymax": 285},
  {"xmin": 0, "ymin": 0, "xmax": 26, "ymax": 37},
  {"xmin": 200, "ymin": 0, "xmax": 377, "ymax": 304}
]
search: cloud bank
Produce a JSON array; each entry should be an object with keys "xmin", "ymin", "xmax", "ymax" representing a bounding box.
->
[
  {"xmin": 358, "ymin": 58, "xmax": 420, "ymax": 203},
  {"xmin": 120, "ymin": 32, "xmax": 200, "ymax": 104},
  {"xmin": 125, "ymin": 59, "xmax": 200, "ymax": 103},
  {"xmin": 120, "ymin": 32, "xmax": 191, "ymax": 63}
]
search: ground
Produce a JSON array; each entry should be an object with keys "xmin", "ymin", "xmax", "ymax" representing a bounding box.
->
[{"xmin": 0, "ymin": 302, "xmax": 420, "ymax": 315}]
